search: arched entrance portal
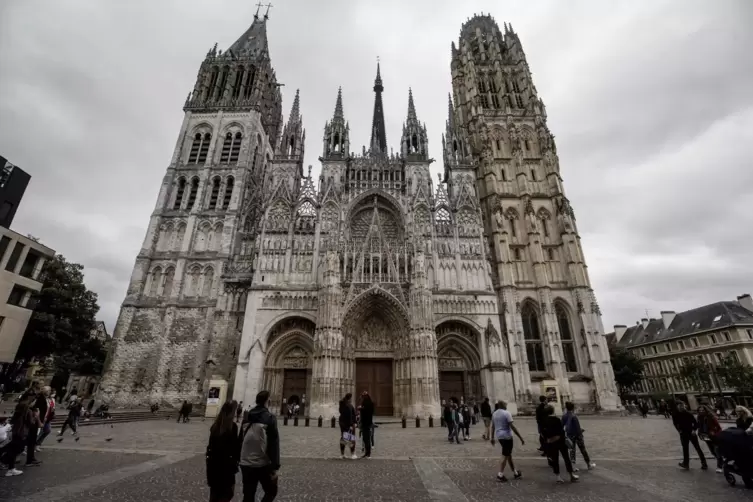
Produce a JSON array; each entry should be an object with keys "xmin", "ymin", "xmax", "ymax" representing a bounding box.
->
[
  {"xmin": 436, "ymin": 321, "xmax": 483, "ymax": 403},
  {"xmin": 261, "ymin": 317, "xmax": 316, "ymax": 415},
  {"xmin": 342, "ymin": 286, "xmax": 409, "ymax": 416}
]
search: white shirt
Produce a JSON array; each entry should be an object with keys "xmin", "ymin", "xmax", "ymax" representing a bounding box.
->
[{"xmin": 492, "ymin": 408, "xmax": 514, "ymax": 439}]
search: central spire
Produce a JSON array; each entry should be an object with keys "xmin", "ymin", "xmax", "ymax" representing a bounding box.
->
[{"xmin": 369, "ymin": 61, "xmax": 387, "ymax": 156}]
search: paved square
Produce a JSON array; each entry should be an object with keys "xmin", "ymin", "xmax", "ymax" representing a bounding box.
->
[{"xmin": 2, "ymin": 416, "xmax": 750, "ymax": 501}]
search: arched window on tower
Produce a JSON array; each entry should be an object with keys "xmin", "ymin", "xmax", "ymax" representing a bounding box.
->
[
  {"xmin": 243, "ymin": 66, "xmax": 256, "ymax": 98},
  {"xmin": 188, "ymin": 133, "xmax": 202, "ymax": 164},
  {"xmin": 216, "ymin": 66, "xmax": 229, "ymax": 100},
  {"xmin": 556, "ymin": 304, "xmax": 578, "ymax": 372},
  {"xmin": 522, "ymin": 303, "xmax": 546, "ymax": 372},
  {"xmin": 220, "ymin": 133, "xmax": 233, "ymax": 163},
  {"xmin": 187, "ymin": 177, "xmax": 200, "ymax": 209},
  {"xmin": 208, "ymin": 177, "xmax": 221, "ymax": 210},
  {"xmin": 162, "ymin": 267, "xmax": 175, "ymax": 298},
  {"xmin": 198, "ymin": 133, "xmax": 211, "ymax": 163},
  {"xmin": 207, "ymin": 67, "xmax": 219, "ymax": 98},
  {"xmin": 148, "ymin": 267, "xmax": 162, "ymax": 297},
  {"xmin": 173, "ymin": 178, "xmax": 187, "ymax": 210},
  {"xmin": 230, "ymin": 132, "xmax": 242, "ymax": 163},
  {"xmin": 223, "ymin": 176, "xmax": 234, "ymax": 209},
  {"xmin": 231, "ymin": 66, "xmax": 244, "ymax": 99}
]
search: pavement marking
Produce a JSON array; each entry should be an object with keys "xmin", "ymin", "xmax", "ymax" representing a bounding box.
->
[
  {"xmin": 21, "ymin": 452, "xmax": 197, "ymax": 502},
  {"xmin": 413, "ymin": 457, "xmax": 469, "ymax": 502}
]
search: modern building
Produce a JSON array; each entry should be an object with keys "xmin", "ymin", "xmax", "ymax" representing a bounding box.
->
[
  {"xmin": 100, "ymin": 11, "xmax": 619, "ymax": 416},
  {"xmin": 0, "ymin": 155, "xmax": 31, "ymax": 229},
  {"xmin": 0, "ymin": 228, "xmax": 55, "ymax": 363},
  {"xmin": 607, "ymin": 294, "xmax": 753, "ymax": 408}
]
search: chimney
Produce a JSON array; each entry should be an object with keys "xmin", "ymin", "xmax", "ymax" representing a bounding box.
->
[
  {"xmin": 660, "ymin": 311, "xmax": 676, "ymax": 330},
  {"xmin": 738, "ymin": 294, "xmax": 753, "ymax": 312},
  {"xmin": 640, "ymin": 318, "xmax": 649, "ymax": 329},
  {"xmin": 614, "ymin": 325, "xmax": 627, "ymax": 342}
]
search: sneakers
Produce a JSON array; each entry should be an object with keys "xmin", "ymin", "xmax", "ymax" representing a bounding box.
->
[
  {"xmin": 572, "ymin": 467, "xmax": 580, "ymax": 472},
  {"xmin": 701, "ymin": 464, "xmax": 708, "ymax": 471},
  {"xmin": 497, "ymin": 474, "xmax": 508, "ymax": 483},
  {"xmin": 570, "ymin": 473, "xmax": 579, "ymax": 483},
  {"xmin": 56, "ymin": 437, "xmax": 64, "ymax": 443},
  {"xmin": 555, "ymin": 475, "xmax": 565, "ymax": 484},
  {"xmin": 678, "ymin": 463, "xmax": 689, "ymax": 470},
  {"xmin": 351, "ymin": 454, "xmax": 358, "ymax": 460},
  {"xmin": 514, "ymin": 470, "xmax": 523, "ymax": 480},
  {"xmin": 588, "ymin": 462, "xmax": 596, "ymax": 470},
  {"xmin": 341, "ymin": 454, "xmax": 346, "ymax": 459},
  {"xmin": 5, "ymin": 469, "xmax": 22, "ymax": 477},
  {"xmin": 716, "ymin": 468, "xmax": 723, "ymax": 474},
  {"xmin": 25, "ymin": 460, "xmax": 41, "ymax": 467},
  {"xmin": 35, "ymin": 446, "xmax": 41, "ymax": 452}
]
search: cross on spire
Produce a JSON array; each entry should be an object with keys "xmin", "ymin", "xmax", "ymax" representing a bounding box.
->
[
  {"xmin": 264, "ymin": 2, "xmax": 273, "ymax": 19},
  {"xmin": 254, "ymin": 2, "xmax": 263, "ymax": 18}
]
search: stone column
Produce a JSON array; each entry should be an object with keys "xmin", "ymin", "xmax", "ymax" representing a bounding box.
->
[
  {"xmin": 309, "ymin": 250, "xmax": 344, "ymax": 419},
  {"xmin": 406, "ymin": 250, "xmax": 441, "ymax": 418}
]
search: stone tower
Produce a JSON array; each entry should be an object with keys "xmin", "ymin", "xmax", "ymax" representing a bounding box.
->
[
  {"xmin": 448, "ymin": 15, "xmax": 619, "ymax": 410},
  {"xmin": 99, "ymin": 9, "xmax": 284, "ymax": 405}
]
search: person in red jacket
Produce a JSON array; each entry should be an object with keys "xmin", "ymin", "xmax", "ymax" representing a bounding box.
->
[{"xmin": 697, "ymin": 405, "xmax": 723, "ymax": 472}]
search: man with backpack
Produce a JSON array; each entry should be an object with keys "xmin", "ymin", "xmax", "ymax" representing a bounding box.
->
[{"xmin": 240, "ymin": 390, "xmax": 280, "ymax": 502}]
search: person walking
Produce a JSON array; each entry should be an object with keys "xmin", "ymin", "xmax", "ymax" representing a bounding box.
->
[
  {"xmin": 240, "ymin": 391, "xmax": 280, "ymax": 502},
  {"xmin": 359, "ymin": 391, "xmax": 375, "ymax": 458},
  {"xmin": 56, "ymin": 397, "xmax": 83, "ymax": 442},
  {"xmin": 4, "ymin": 396, "xmax": 42, "ymax": 476},
  {"xmin": 562, "ymin": 401, "xmax": 595, "ymax": 471},
  {"xmin": 460, "ymin": 402, "xmax": 471, "ymax": 440},
  {"xmin": 697, "ymin": 405, "xmax": 723, "ymax": 473},
  {"xmin": 673, "ymin": 402, "xmax": 707, "ymax": 470},
  {"xmin": 24, "ymin": 386, "xmax": 50, "ymax": 465},
  {"xmin": 206, "ymin": 401, "xmax": 241, "ymax": 502},
  {"xmin": 338, "ymin": 393, "xmax": 357, "ymax": 459},
  {"xmin": 735, "ymin": 405, "xmax": 753, "ymax": 432},
  {"xmin": 443, "ymin": 400, "xmax": 454, "ymax": 442},
  {"xmin": 541, "ymin": 405, "xmax": 579, "ymax": 483},
  {"xmin": 178, "ymin": 400, "xmax": 188, "ymax": 423},
  {"xmin": 35, "ymin": 387, "xmax": 56, "ymax": 450},
  {"xmin": 450, "ymin": 402, "xmax": 461, "ymax": 444},
  {"xmin": 480, "ymin": 398, "xmax": 492, "ymax": 440},
  {"xmin": 535, "ymin": 395, "xmax": 548, "ymax": 455},
  {"xmin": 490, "ymin": 400, "xmax": 524, "ymax": 482}
]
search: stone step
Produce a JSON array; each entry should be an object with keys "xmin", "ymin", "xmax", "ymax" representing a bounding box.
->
[{"xmin": 49, "ymin": 410, "xmax": 200, "ymax": 428}]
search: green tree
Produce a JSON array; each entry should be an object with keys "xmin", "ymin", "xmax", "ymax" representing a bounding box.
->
[
  {"xmin": 678, "ymin": 357, "xmax": 713, "ymax": 397},
  {"xmin": 2, "ymin": 255, "xmax": 104, "ymax": 388},
  {"xmin": 716, "ymin": 355, "xmax": 753, "ymax": 396},
  {"xmin": 609, "ymin": 346, "xmax": 645, "ymax": 398}
]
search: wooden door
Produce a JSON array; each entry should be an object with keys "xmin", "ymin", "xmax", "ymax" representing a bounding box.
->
[
  {"xmin": 439, "ymin": 371, "xmax": 465, "ymax": 403},
  {"xmin": 282, "ymin": 369, "xmax": 307, "ymax": 412},
  {"xmin": 355, "ymin": 359, "xmax": 393, "ymax": 416}
]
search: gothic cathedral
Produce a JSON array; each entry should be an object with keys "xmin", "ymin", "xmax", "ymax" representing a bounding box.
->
[{"xmin": 100, "ymin": 12, "xmax": 620, "ymax": 416}]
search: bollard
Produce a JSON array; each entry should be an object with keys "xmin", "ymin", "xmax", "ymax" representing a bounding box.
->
[
  {"xmin": 415, "ymin": 416, "xmax": 421, "ymax": 428},
  {"xmin": 293, "ymin": 416, "xmax": 299, "ymax": 427},
  {"xmin": 402, "ymin": 415, "xmax": 407, "ymax": 428},
  {"xmin": 318, "ymin": 416, "xmax": 323, "ymax": 428},
  {"xmin": 429, "ymin": 415, "xmax": 434, "ymax": 428},
  {"xmin": 305, "ymin": 416, "xmax": 310, "ymax": 427},
  {"xmin": 331, "ymin": 416, "xmax": 336, "ymax": 428},
  {"xmin": 283, "ymin": 416, "xmax": 288, "ymax": 426}
]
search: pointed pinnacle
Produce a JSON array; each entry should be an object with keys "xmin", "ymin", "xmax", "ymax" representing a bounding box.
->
[
  {"xmin": 333, "ymin": 87, "xmax": 344, "ymax": 120},
  {"xmin": 375, "ymin": 58, "xmax": 382, "ymax": 85},
  {"xmin": 407, "ymin": 88, "xmax": 417, "ymax": 122},
  {"xmin": 289, "ymin": 89, "xmax": 300, "ymax": 123}
]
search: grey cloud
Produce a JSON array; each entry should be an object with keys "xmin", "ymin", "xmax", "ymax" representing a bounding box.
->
[{"xmin": 1, "ymin": 0, "xmax": 752, "ymax": 333}]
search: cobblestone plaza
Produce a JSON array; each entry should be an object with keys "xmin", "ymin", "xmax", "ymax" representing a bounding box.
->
[{"xmin": 2, "ymin": 416, "xmax": 750, "ymax": 501}]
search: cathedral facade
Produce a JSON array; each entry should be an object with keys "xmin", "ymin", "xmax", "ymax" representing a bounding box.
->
[{"xmin": 100, "ymin": 12, "xmax": 619, "ymax": 417}]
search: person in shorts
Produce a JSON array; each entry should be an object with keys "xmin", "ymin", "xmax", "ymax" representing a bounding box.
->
[{"xmin": 490, "ymin": 400, "xmax": 525, "ymax": 482}]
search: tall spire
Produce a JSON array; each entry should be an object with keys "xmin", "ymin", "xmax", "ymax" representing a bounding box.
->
[
  {"xmin": 289, "ymin": 89, "xmax": 301, "ymax": 123},
  {"xmin": 333, "ymin": 87, "xmax": 344, "ymax": 121},
  {"xmin": 369, "ymin": 60, "xmax": 387, "ymax": 156},
  {"xmin": 228, "ymin": 10, "xmax": 269, "ymax": 57},
  {"xmin": 407, "ymin": 88, "xmax": 417, "ymax": 122}
]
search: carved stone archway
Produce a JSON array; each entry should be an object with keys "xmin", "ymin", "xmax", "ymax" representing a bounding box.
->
[
  {"xmin": 436, "ymin": 321, "xmax": 483, "ymax": 402},
  {"xmin": 261, "ymin": 316, "xmax": 315, "ymax": 414}
]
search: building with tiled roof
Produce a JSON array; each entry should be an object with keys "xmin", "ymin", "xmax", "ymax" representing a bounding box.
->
[{"xmin": 607, "ymin": 294, "xmax": 753, "ymax": 408}]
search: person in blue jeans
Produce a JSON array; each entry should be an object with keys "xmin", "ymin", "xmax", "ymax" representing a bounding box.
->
[{"xmin": 562, "ymin": 401, "xmax": 595, "ymax": 471}]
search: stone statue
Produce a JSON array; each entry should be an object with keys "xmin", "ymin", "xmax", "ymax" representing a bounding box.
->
[{"xmin": 494, "ymin": 211, "xmax": 505, "ymax": 231}]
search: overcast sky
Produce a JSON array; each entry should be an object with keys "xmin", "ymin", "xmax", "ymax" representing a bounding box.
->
[{"xmin": 1, "ymin": 0, "xmax": 752, "ymax": 334}]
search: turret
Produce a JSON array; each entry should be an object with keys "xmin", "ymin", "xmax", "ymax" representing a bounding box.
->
[
  {"xmin": 276, "ymin": 89, "xmax": 305, "ymax": 160},
  {"xmin": 322, "ymin": 87, "xmax": 349, "ymax": 158},
  {"xmin": 369, "ymin": 62, "xmax": 388, "ymax": 157},
  {"xmin": 400, "ymin": 88, "xmax": 428, "ymax": 160}
]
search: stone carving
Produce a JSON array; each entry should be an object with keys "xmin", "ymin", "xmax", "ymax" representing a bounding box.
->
[
  {"xmin": 356, "ymin": 322, "xmax": 394, "ymax": 351},
  {"xmin": 485, "ymin": 318, "xmax": 502, "ymax": 346}
]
